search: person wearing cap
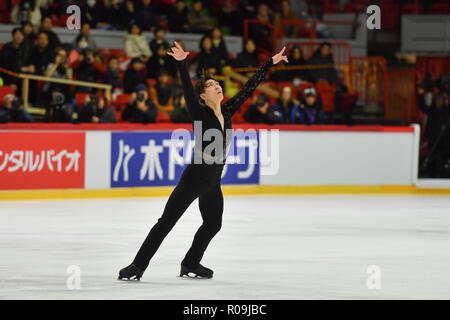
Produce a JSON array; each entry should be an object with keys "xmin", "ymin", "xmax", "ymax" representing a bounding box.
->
[
  {"xmin": 124, "ymin": 57, "xmax": 147, "ymax": 94},
  {"xmin": 293, "ymin": 87, "xmax": 324, "ymax": 125},
  {"xmin": 121, "ymin": 83, "xmax": 158, "ymax": 124},
  {"xmin": 0, "ymin": 94, "xmax": 34, "ymax": 123},
  {"xmin": 243, "ymin": 93, "xmax": 278, "ymax": 124}
]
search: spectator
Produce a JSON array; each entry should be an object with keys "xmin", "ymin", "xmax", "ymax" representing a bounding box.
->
[
  {"xmin": 72, "ymin": 22, "xmax": 98, "ymax": 52},
  {"xmin": 78, "ymin": 94, "xmax": 117, "ymax": 123},
  {"xmin": 71, "ymin": 48, "xmax": 107, "ymax": 93},
  {"xmin": 293, "ymin": 87, "xmax": 324, "ymax": 125},
  {"xmin": 308, "ymin": 42, "xmax": 338, "ymax": 84},
  {"xmin": 21, "ymin": 21, "xmax": 37, "ymax": 58},
  {"xmin": 146, "ymin": 43, "xmax": 177, "ymax": 79},
  {"xmin": 135, "ymin": 0, "xmax": 160, "ymax": 32},
  {"xmin": 125, "ymin": 23, "xmax": 152, "ymax": 62},
  {"xmin": 272, "ymin": 86, "xmax": 299, "ymax": 123},
  {"xmin": 168, "ymin": 0, "xmax": 190, "ymax": 33},
  {"xmin": 31, "ymin": 31, "xmax": 54, "ymax": 75},
  {"xmin": 233, "ymin": 39, "xmax": 260, "ymax": 77},
  {"xmin": 101, "ymin": 55, "xmax": 123, "ymax": 97},
  {"xmin": 122, "ymin": 84, "xmax": 158, "ymax": 123},
  {"xmin": 274, "ymin": 0, "xmax": 298, "ymax": 38},
  {"xmin": 0, "ymin": 28, "xmax": 35, "ymax": 93},
  {"xmin": 418, "ymin": 85, "xmax": 450, "ymax": 177},
  {"xmin": 272, "ymin": 45, "xmax": 309, "ymax": 83},
  {"xmin": 210, "ymin": 27, "xmax": 230, "ymax": 67},
  {"xmin": 90, "ymin": 0, "xmax": 116, "ymax": 30},
  {"xmin": 123, "ymin": 57, "xmax": 147, "ymax": 93},
  {"xmin": 118, "ymin": 0, "xmax": 137, "ymax": 30},
  {"xmin": 0, "ymin": 94, "xmax": 34, "ymax": 123},
  {"xmin": 243, "ymin": 93, "xmax": 278, "ymax": 124},
  {"xmin": 249, "ymin": 4, "xmax": 274, "ymax": 52},
  {"xmin": 238, "ymin": 0, "xmax": 258, "ymax": 19},
  {"xmin": 149, "ymin": 69, "xmax": 174, "ymax": 113},
  {"xmin": 187, "ymin": 0, "xmax": 213, "ymax": 34},
  {"xmin": 170, "ymin": 92, "xmax": 191, "ymax": 123},
  {"xmin": 108, "ymin": 0, "xmax": 124, "ymax": 30},
  {"xmin": 149, "ymin": 26, "xmax": 169, "ymax": 56},
  {"xmin": 11, "ymin": 0, "xmax": 42, "ymax": 27},
  {"xmin": 218, "ymin": 0, "xmax": 244, "ymax": 36},
  {"xmin": 194, "ymin": 35, "xmax": 223, "ymax": 78},
  {"xmin": 39, "ymin": 16, "xmax": 61, "ymax": 53},
  {"xmin": 43, "ymin": 47, "xmax": 73, "ymax": 104}
]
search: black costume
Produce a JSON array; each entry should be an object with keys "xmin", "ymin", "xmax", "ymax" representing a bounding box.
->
[{"xmin": 123, "ymin": 56, "xmax": 274, "ymax": 278}]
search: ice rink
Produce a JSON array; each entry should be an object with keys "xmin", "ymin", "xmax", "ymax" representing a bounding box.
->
[{"xmin": 1, "ymin": 194, "xmax": 449, "ymax": 300}]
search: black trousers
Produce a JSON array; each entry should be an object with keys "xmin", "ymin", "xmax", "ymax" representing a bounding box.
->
[{"xmin": 133, "ymin": 163, "xmax": 224, "ymax": 270}]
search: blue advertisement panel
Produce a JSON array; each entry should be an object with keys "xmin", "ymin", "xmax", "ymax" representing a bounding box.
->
[{"xmin": 111, "ymin": 131, "xmax": 259, "ymax": 187}]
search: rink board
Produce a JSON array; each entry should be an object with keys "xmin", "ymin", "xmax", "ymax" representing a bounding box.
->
[{"xmin": 0, "ymin": 123, "xmax": 446, "ymax": 195}]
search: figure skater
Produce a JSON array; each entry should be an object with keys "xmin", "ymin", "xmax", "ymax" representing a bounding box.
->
[{"xmin": 118, "ymin": 41, "xmax": 288, "ymax": 280}]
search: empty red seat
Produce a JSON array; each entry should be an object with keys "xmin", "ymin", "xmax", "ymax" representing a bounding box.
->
[
  {"xmin": 156, "ymin": 111, "xmax": 171, "ymax": 123},
  {"xmin": 114, "ymin": 93, "xmax": 131, "ymax": 107},
  {"xmin": 343, "ymin": 3, "xmax": 365, "ymax": 13},
  {"xmin": 321, "ymin": 4, "xmax": 341, "ymax": 14},
  {"xmin": 315, "ymin": 80, "xmax": 335, "ymax": 113},
  {"xmin": 402, "ymin": 3, "xmax": 423, "ymax": 14},
  {"xmin": 430, "ymin": 3, "xmax": 450, "ymax": 14},
  {"xmin": 108, "ymin": 48, "xmax": 126, "ymax": 58},
  {"xmin": 381, "ymin": 4, "xmax": 399, "ymax": 30}
]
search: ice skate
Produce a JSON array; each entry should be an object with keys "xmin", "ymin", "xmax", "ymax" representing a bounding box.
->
[
  {"xmin": 179, "ymin": 263, "xmax": 213, "ymax": 278},
  {"xmin": 118, "ymin": 263, "xmax": 144, "ymax": 281}
]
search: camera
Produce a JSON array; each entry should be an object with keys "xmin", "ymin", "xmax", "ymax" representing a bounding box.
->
[
  {"xmin": 11, "ymin": 97, "xmax": 22, "ymax": 111},
  {"xmin": 136, "ymin": 92, "xmax": 145, "ymax": 102}
]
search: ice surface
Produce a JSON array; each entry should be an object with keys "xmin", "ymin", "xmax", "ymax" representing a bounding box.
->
[{"xmin": 0, "ymin": 194, "xmax": 449, "ymax": 299}]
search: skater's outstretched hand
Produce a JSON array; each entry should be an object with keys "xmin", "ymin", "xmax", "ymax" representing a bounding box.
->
[
  {"xmin": 272, "ymin": 46, "xmax": 289, "ymax": 65},
  {"xmin": 167, "ymin": 41, "xmax": 190, "ymax": 61}
]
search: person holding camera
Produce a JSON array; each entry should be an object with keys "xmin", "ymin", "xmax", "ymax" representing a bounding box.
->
[
  {"xmin": 243, "ymin": 93, "xmax": 278, "ymax": 124},
  {"xmin": 78, "ymin": 94, "xmax": 117, "ymax": 124},
  {"xmin": 0, "ymin": 94, "xmax": 34, "ymax": 123},
  {"xmin": 121, "ymin": 84, "xmax": 158, "ymax": 124},
  {"xmin": 71, "ymin": 47, "xmax": 106, "ymax": 93}
]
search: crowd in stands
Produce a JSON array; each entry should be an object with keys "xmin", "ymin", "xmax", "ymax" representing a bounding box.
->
[
  {"xmin": 0, "ymin": 0, "xmax": 354, "ymax": 125},
  {"xmin": 417, "ymin": 73, "xmax": 450, "ymax": 178}
]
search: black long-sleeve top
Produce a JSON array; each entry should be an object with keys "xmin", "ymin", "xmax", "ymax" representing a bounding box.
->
[{"xmin": 176, "ymin": 56, "xmax": 273, "ymax": 171}]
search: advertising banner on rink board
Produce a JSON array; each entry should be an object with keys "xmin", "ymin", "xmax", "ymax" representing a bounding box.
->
[
  {"xmin": 111, "ymin": 131, "xmax": 260, "ymax": 187},
  {"xmin": 0, "ymin": 132, "xmax": 85, "ymax": 190}
]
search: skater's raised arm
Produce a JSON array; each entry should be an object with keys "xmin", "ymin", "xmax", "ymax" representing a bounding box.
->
[
  {"xmin": 223, "ymin": 46, "xmax": 289, "ymax": 116},
  {"xmin": 168, "ymin": 41, "xmax": 203, "ymax": 120}
]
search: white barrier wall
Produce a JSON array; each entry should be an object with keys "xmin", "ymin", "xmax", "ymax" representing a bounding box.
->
[
  {"xmin": 0, "ymin": 125, "xmax": 422, "ymax": 191},
  {"xmin": 260, "ymin": 129, "xmax": 418, "ymax": 186}
]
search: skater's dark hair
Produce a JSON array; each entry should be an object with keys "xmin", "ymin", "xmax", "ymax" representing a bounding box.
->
[{"xmin": 195, "ymin": 72, "xmax": 218, "ymax": 106}]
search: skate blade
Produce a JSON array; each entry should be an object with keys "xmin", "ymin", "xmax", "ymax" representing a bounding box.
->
[
  {"xmin": 178, "ymin": 272, "xmax": 212, "ymax": 279},
  {"xmin": 117, "ymin": 275, "xmax": 141, "ymax": 281}
]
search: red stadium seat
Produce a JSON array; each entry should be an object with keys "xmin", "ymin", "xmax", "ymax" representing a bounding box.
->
[
  {"xmin": 430, "ymin": 3, "xmax": 450, "ymax": 14},
  {"xmin": 315, "ymin": 80, "xmax": 335, "ymax": 113},
  {"xmin": 298, "ymin": 82, "xmax": 315, "ymax": 98},
  {"xmin": 343, "ymin": 3, "xmax": 365, "ymax": 13},
  {"xmin": 381, "ymin": 4, "xmax": 399, "ymax": 30},
  {"xmin": 146, "ymin": 78, "xmax": 156, "ymax": 88},
  {"xmin": 114, "ymin": 94, "xmax": 131, "ymax": 107},
  {"xmin": 0, "ymin": 86, "xmax": 15, "ymax": 106},
  {"xmin": 156, "ymin": 111, "xmax": 171, "ymax": 123},
  {"xmin": 74, "ymin": 93, "xmax": 90, "ymax": 108},
  {"xmin": 321, "ymin": 4, "xmax": 341, "ymax": 14},
  {"xmin": 108, "ymin": 48, "xmax": 127, "ymax": 59},
  {"xmin": 402, "ymin": 3, "xmax": 424, "ymax": 14}
]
